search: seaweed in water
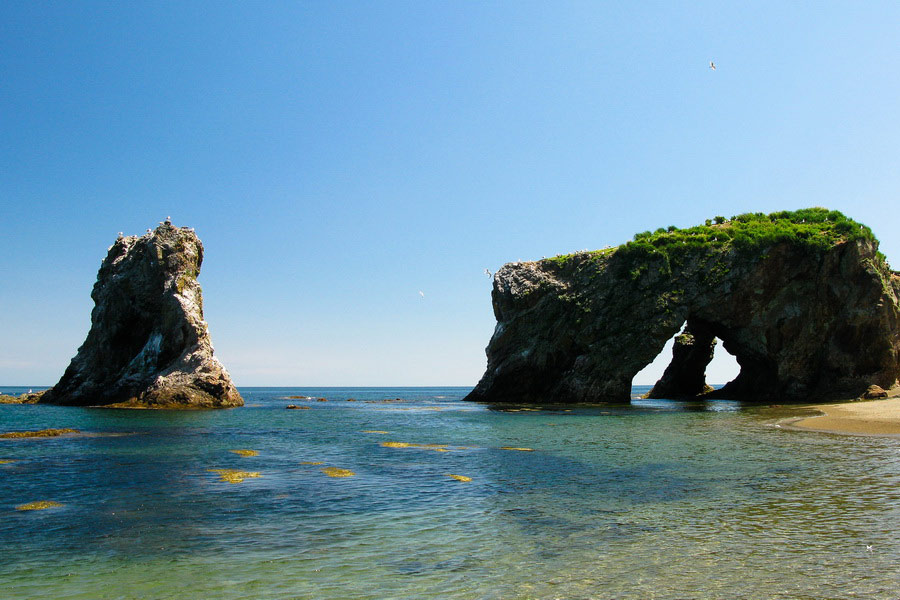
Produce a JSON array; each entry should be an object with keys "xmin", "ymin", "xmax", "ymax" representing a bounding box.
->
[
  {"xmin": 16, "ymin": 501, "xmax": 64, "ymax": 511},
  {"xmin": 207, "ymin": 469, "xmax": 261, "ymax": 483},
  {"xmin": 229, "ymin": 449, "xmax": 259, "ymax": 457},
  {"xmin": 320, "ymin": 467, "xmax": 355, "ymax": 478},
  {"xmin": 0, "ymin": 428, "xmax": 79, "ymax": 439}
]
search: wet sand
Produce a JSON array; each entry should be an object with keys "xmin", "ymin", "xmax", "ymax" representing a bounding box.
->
[{"xmin": 789, "ymin": 390, "xmax": 900, "ymax": 435}]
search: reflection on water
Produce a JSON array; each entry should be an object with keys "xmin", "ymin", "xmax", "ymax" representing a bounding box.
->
[{"xmin": 1, "ymin": 386, "xmax": 899, "ymax": 599}]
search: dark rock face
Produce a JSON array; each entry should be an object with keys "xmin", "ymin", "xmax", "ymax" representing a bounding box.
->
[
  {"xmin": 467, "ymin": 218, "xmax": 900, "ymax": 404},
  {"xmin": 40, "ymin": 223, "xmax": 242, "ymax": 408},
  {"xmin": 647, "ymin": 322, "xmax": 716, "ymax": 399}
]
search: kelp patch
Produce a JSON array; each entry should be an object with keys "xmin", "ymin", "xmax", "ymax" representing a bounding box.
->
[
  {"xmin": 1, "ymin": 428, "xmax": 79, "ymax": 439},
  {"xmin": 446, "ymin": 474, "xmax": 472, "ymax": 482},
  {"xmin": 16, "ymin": 501, "xmax": 64, "ymax": 511},
  {"xmin": 207, "ymin": 469, "xmax": 261, "ymax": 483},
  {"xmin": 229, "ymin": 449, "xmax": 259, "ymax": 457},
  {"xmin": 378, "ymin": 440, "xmax": 478, "ymax": 452},
  {"xmin": 321, "ymin": 467, "xmax": 355, "ymax": 478}
]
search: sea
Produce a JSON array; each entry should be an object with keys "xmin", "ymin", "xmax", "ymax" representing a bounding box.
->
[{"xmin": 1, "ymin": 385, "xmax": 899, "ymax": 600}]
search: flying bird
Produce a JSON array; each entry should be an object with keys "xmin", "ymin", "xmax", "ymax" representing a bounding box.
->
[
  {"xmin": 418, "ymin": 291, "xmax": 425, "ymax": 299},
  {"xmin": 709, "ymin": 61, "xmax": 716, "ymax": 70},
  {"xmin": 484, "ymin": 268, "xmax": 492, "ymax": 278}
]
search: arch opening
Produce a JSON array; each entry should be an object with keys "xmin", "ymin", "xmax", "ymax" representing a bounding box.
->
[
  {"xmin": 631, "ymin": 324, "xmax": 682, "ymax": 390},
  {"xmin": 638, "ymin": 320, "xmax": 742, "ymax": 399},
  {"xmin": 706, "ymin": 338, "xmax": 740, "ymax": 391}
]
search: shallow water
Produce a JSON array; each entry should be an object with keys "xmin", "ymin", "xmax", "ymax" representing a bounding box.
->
[{"xmin": 1, "ymin": 386, "xmax": 899, "ymax": 599}]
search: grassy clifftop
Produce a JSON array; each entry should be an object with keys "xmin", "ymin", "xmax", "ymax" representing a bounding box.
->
[{"xmin": 545, "ymin": 208, "xmax": 883, "ymax": 270}]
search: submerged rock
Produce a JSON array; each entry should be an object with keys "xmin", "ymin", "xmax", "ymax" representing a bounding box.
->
[
  {"xmin": 467, "ymin": 209, "xmax": 900, "ymax": 404},
  {"xmin": 40, "ymin": 223, "xmax": 242, "ymax": 409}
]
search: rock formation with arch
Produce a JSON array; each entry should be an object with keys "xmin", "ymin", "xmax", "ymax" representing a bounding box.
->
[{"xmin": 466, "ymin": 209, "xmax": 900, "ymax": 404}]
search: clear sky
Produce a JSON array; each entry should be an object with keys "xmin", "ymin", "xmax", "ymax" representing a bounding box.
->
[{"xmin": 2, "ymin": 1, "xmax": 898, "ymax": 387}]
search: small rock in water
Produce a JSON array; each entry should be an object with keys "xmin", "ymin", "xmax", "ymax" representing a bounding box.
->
[
  {"xmin": 286, "ymin": 405, "xmax": 310, "ymax": 410},
  {"xmin": 16, "ymin": 500, "xmax": 64, "ymax": 511},
  {"xmin": 0, "ymin": 392, "xmax": 44, "ymax": 404},
  {"xmin": 316, "ymin": 397, "xmax": 328, "ymax": 402}
]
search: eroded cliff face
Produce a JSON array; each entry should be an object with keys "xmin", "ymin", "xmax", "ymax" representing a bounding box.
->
[
  {"xmin": 467, "ymin": 212, "xmax": 900, "ymax": 404},
  {"xmin": 40, "ymin": 222, "xmax": 242, "ymax": 408}
]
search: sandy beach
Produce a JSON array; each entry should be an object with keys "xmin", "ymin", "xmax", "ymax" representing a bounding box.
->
[{"xmin": 789, "ymin": 387, "xmax": 900, "ymax": 435}]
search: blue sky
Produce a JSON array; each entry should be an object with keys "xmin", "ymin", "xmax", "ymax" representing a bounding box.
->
[{"xmin": 2, "ymin": 1, "xmax": 898, "ymax": 386}]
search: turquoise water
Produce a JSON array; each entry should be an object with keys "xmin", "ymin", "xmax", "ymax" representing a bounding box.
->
[{"xmin": 2, "ymin": 386, "xmax": 899, "ymax": 600}]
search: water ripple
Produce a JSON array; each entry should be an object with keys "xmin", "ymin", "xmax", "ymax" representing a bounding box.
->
[{"xmin": 2, "ymin": 387, "xmax": 899, "ymax": 599}]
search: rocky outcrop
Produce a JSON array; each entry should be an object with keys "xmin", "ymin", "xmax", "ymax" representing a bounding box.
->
[
  {"xmin": 646, "ymin": 323, "xmax": 716, "ymax": 399},
  {"xmin": 466, "ymin": 209, "xmax": 900, "ymax": 404},
  {"xmin": 0, "ymin": 391, "xmax": 44, "ymax": 404},
  {"xmin": 40, "ymin": 222, "xmax": 242, "ymax": 408}
]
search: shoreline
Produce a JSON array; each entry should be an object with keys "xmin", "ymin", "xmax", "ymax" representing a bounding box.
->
[{"xmin": 784, "ymin": 386, "xmax": 900, "ymax": 436}]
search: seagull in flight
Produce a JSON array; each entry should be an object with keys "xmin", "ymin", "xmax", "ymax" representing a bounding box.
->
[
  {"xmin": 418, "ymin": 290, "xmax": 425, "ymax": 299},
  {"xmin": 484, "ymin": 268, "xmax": 492, "ymax": 278},
  {"xmin": 709, "ymin": 61, "xmax": 716, "ymax": 70}
]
